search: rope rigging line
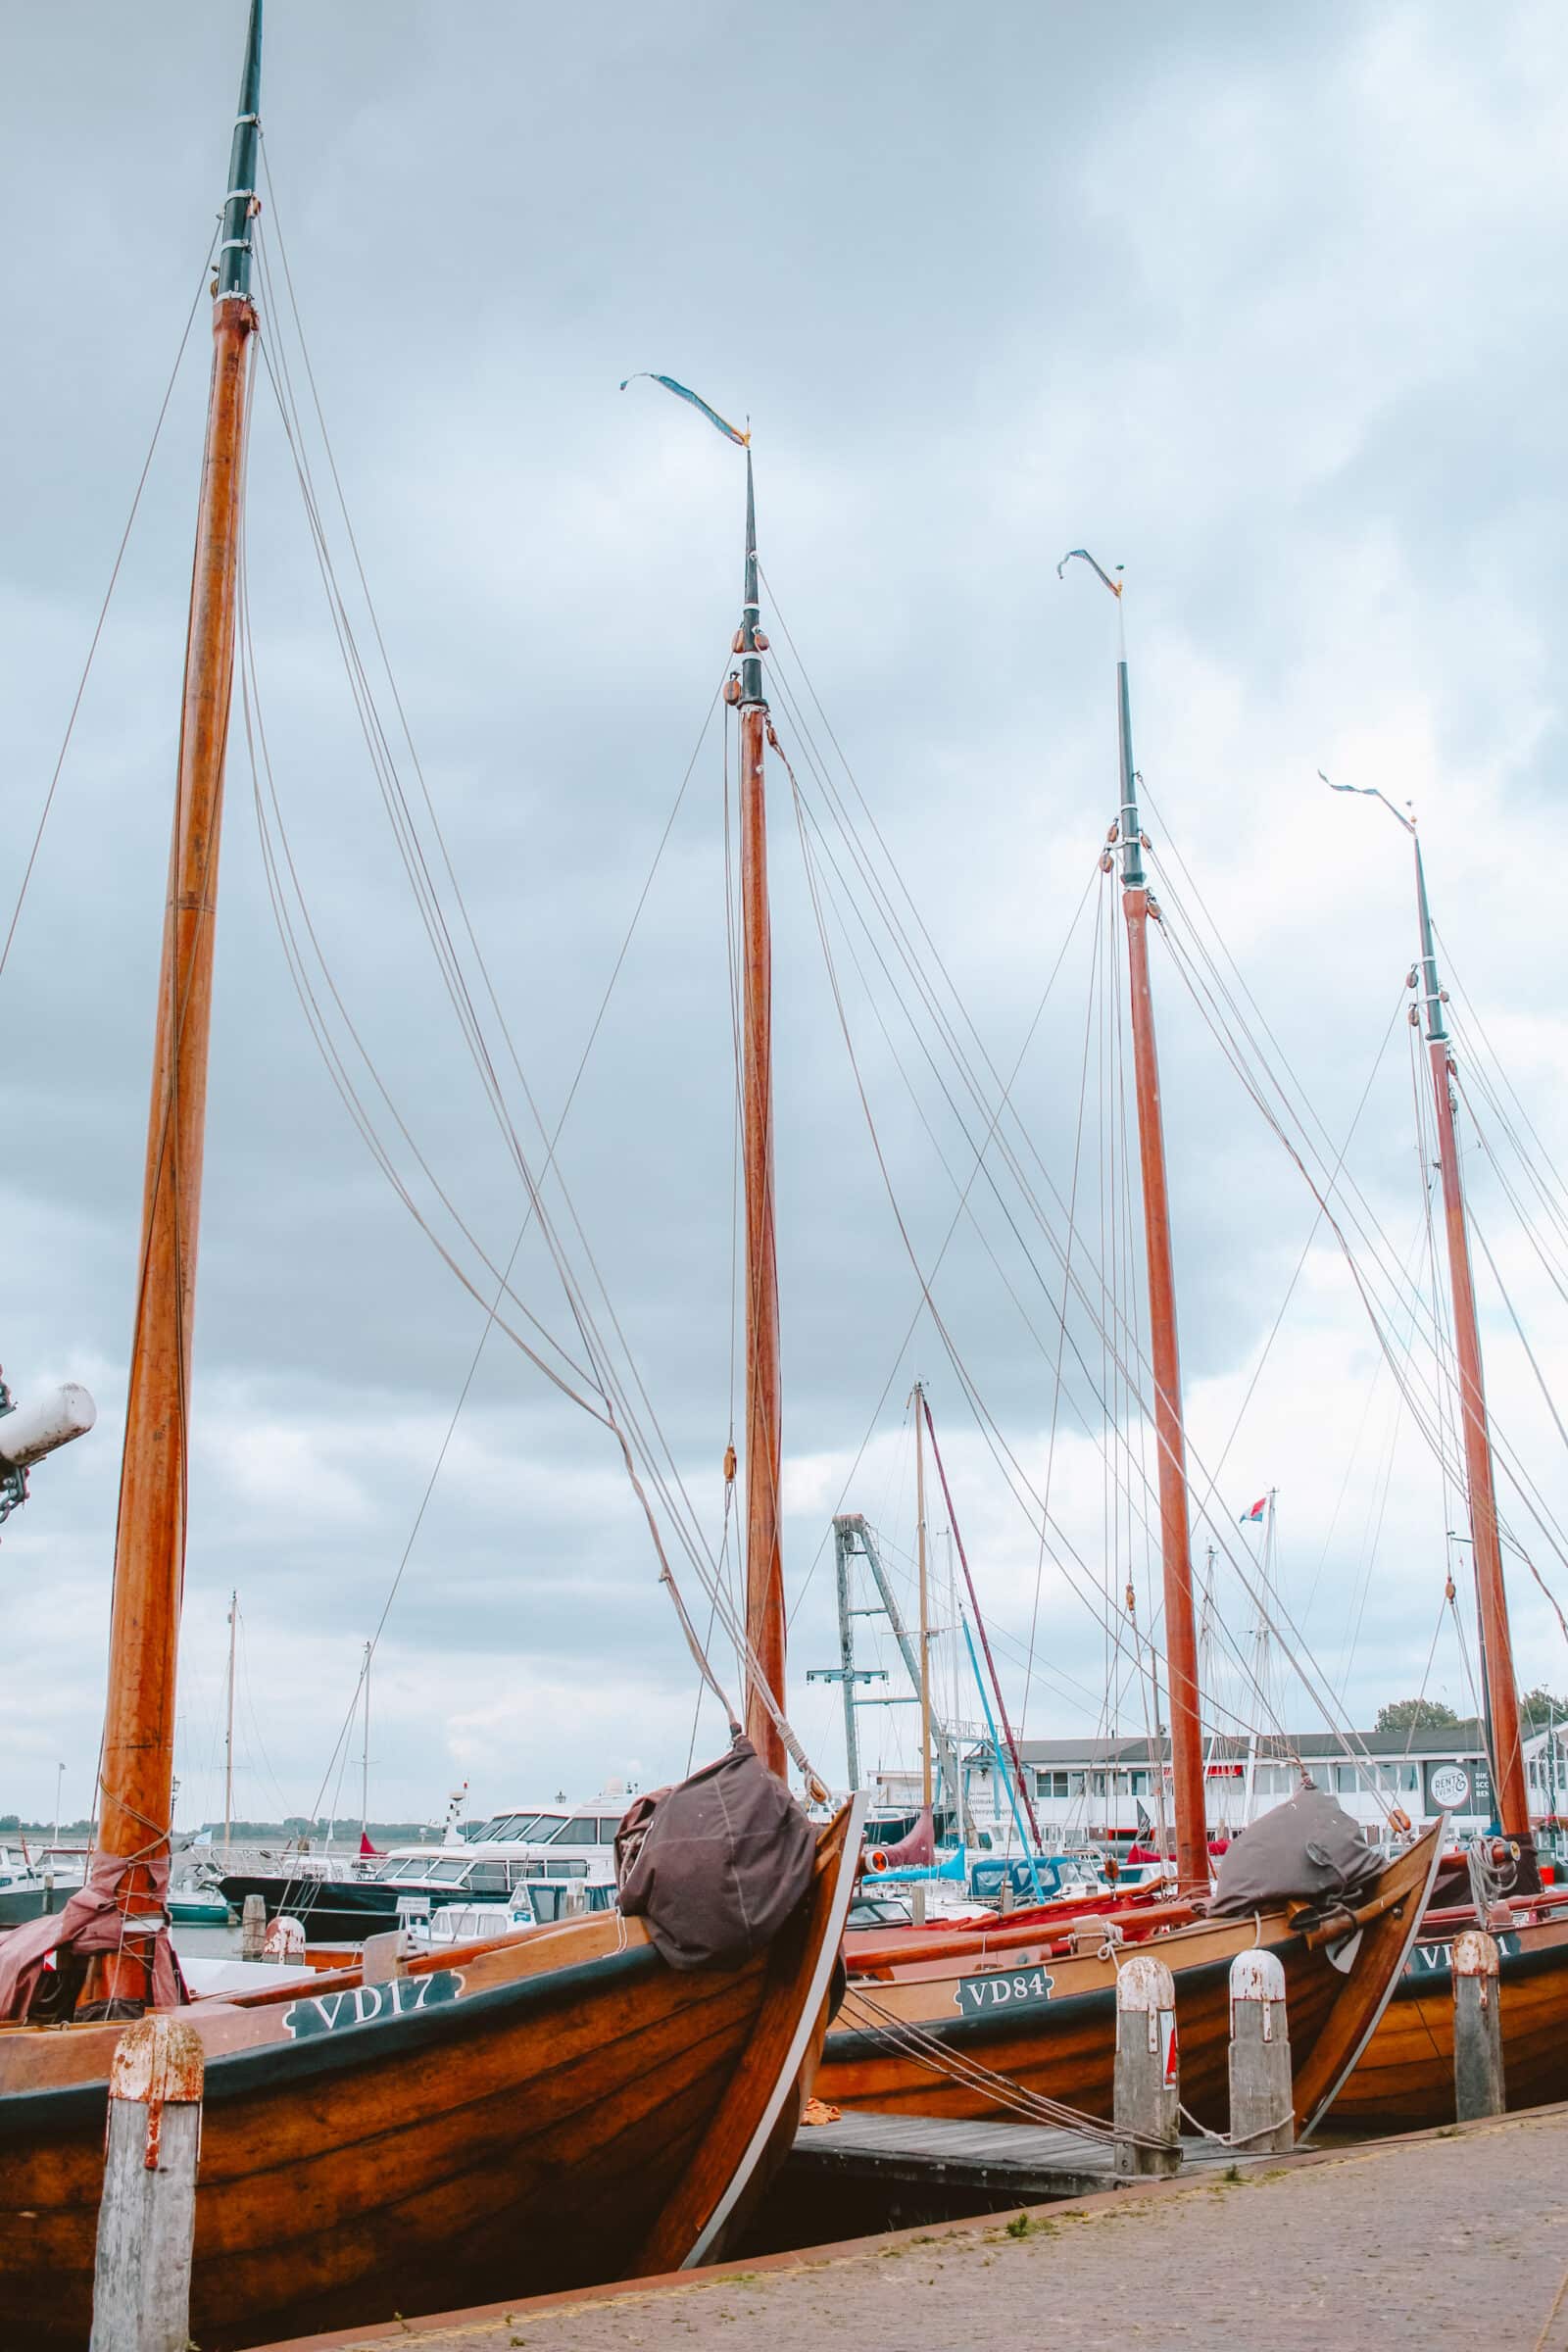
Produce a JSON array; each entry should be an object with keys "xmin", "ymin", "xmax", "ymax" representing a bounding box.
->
[
  {"xmin": 792, "ymin": 764, "xmax": 1363, "ymax": 1777},
  {"xmin": 1154, "ymin": 909, "xmax": 1565, "ymax": 1590},
  {"xmin": 1146, "ymin": 843, "xmax": 1568, "ymax": 1603},
  {"xmin": 778, "ymin": 720, "xmax": 1322, "ymax": 1768},
  {"xmin": 238, "ymin": 193, "xmax": 829, "ymax": 1790},
  {"xmin": 762, "ymin": 650, "xmax": 1355, "ymax": 1774},
  {"xmin": 0, "ymin": 230, "xmax": 219, "ymax": 985},
  {"xmin": 781, "ymin": 854, "xmax": 1105, "ymax": 1640},
  {"xmin": 253, "ymin": 190, "xmax": 770, "ymax": 1682},
  {"xmin": 759, "ymin": 628, "xmax": 1429, "ymax": 1804}
]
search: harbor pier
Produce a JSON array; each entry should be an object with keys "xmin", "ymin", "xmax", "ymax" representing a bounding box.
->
[{"xmin": 254, "ymin": 2102, "xmax": 1568, "ymax": 2352}]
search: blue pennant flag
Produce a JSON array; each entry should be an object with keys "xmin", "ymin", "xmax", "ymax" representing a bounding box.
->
[{"xmin": 619, "ymin": 371, "xmax": 750, "ymax": 447}]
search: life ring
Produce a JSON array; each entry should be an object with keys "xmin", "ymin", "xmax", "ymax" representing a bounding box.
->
[{"xmin": 865, "ymin": 1847, "xmax": 891, "ymax": 1875}]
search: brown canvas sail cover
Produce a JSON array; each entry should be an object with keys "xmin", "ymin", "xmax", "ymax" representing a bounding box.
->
[
  {"xmin": 1208, "ymin": 1788, "xmax": 1384, "ymax": 1918},
  {"xmin": 615, "ymin": 1735, "xmax": 816, "ymax": 1971}
]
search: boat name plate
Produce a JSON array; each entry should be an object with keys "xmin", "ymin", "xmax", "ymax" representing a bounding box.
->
[
  {"xmin": 954, "ymin": 1965, "xmax": 1056, "ymax": 2016},
  {"xmin": 1406, "ymin": 1931, "xmax": 1521, "ymax": 1977},
  {"xmin": 281, "ymin": 1969, "xmax": 466, "ymax": 2040}
]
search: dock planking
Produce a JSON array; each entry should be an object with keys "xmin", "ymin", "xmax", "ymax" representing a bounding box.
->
[{"xmin": 789, "ymin": 2109, "xmax": 1243, "ymax": 2200}]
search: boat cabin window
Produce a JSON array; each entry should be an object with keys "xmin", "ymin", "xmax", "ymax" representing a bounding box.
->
[
  {"xmin": 467, "ymin": 1862, "xmax": 508, "ymax": 1893},
  {"xmin": 425, "ymin": 1858, "xmax": 471, "ymax": 1884},
  {"xmin": 554, "ymin": 1816, "xmax": 601, "ymax": 1845},
  {"xmin": 596, "ymin": 1816, "xmax": 624, "ymax": 1843}
]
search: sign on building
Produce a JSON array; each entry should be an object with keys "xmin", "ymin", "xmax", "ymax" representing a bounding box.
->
[{"xmin": 1423, "ymin": 1756, "xmax": 1494, "ymax": 1818}]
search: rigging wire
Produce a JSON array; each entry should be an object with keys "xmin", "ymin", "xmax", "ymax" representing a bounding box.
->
[
  {"xmin": 0, "ymin": 233, "xmax": 219, "ymax": 984},
  {"xmin": 240, "ymin": 186, "xmax": 826, "ymax": 1788}
]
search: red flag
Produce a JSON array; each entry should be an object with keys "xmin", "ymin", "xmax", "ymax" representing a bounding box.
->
[{"xmin": 359, "ymin": 1830, "xmax": 381, "ymax": 1859}]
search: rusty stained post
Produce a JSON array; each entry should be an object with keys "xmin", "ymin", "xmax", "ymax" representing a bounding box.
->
[
  {"xmin": 1227, "ymin": 1947, "xmax": 1294, "ymax": 2152},
  {"xmin": 1414, "ymin": 845, "xmax": 1532, "ymax": 1858},
  {"xmin": 1113, "ymin": 1952, "xmax": 1180, "ymax": 2177},
  {"xmin": 734, "ymin": 452, "xmax": 787, "ymax": 1779},
  {"xmin": 1451, "ymin": 1927, "xmax": 1505, "ymax": 2121},
  {"xmin": 82, "ymin": 6, "xmax": 261, "ymax": 2015},
  {"xmin": 89, "ymin": 2014, "xmax": 205, "ymax": 2352}
]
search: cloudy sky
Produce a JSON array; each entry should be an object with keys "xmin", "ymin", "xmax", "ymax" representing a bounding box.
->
[{"xmin": 2, "ymin": 2, "xmax": 1567, "ymax": 1834}]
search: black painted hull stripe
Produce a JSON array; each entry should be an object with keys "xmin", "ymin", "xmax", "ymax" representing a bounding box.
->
[{"xmin": 0, "ymin": 1941, "xmax": 668, "ymax": 2147}]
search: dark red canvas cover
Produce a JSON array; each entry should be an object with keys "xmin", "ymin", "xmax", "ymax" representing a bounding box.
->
[
  {"xmin": 1208, "ymin": 1788, "xmax": 1383, "ymax": 1918},
  {"xmin": 615, "ymin": 1735, "xmax": 816, "ymax": 1972}
]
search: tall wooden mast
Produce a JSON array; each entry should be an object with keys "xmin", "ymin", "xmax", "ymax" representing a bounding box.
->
[
  {"xmin": 84, "ymin": 1, "xmax": 261, "ymax": 2013},
  {"xmin": 736, "ymin": 453, "xmax": 787, "ymax": 1777},
  {"xmin": 1412, "ymin": 838, "xmax": 1532, "ymax": 1855},
  {"xmin": 1062, "ymin": 552, "xmax": 1206, "ymax": 1891}
]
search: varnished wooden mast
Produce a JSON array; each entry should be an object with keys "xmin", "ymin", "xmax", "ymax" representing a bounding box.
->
[
  {"xmin": 84, "ymin": 2, "xmax": 262, "ymax": 2012},
  {"xmin": 1105, "ymin": 581, "xmax": 1207, "ymax": 1894},
  {"xmin": 1413, "ymin": 840, "xmax": 1533, "ymax": 1856},
  {"xmin": 736, "ymin": 453, "xmax": 787, "ymax": 1777}
]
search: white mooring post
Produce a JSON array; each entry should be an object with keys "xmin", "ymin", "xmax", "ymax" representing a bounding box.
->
[
  {"xmin": 1452, "ymin": 1928, "xmax": 1505, "ymax": 2121},
  {"xmin": 240, "ymin": 1891, "xmax": 265, "ymax": 1959},
  {"xmin": 361, "ymin": 1929, "xmax": 401, "ymax": 1984},
  {"xmin": 1228, "ymin": 1948, "xmax": 1295, "ymax": 2153},
  {"xmin": 1113, "ymin": 1953, "xmax": 1180, "ymax": 2178},
  {"xmin": 89, "ymin": 2014, "xmax": 204, "ymax": 2352}
]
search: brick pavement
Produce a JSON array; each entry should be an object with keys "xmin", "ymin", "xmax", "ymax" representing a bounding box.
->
[{"xmin": 260, "ymin": 2107, "xmax": 1568, "ymax": 2352}]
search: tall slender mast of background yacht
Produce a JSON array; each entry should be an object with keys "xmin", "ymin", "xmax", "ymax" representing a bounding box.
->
[
  {"xmin": 734, "ymin": 453, "xmax": 788, "ymax": 1776},
  {"xmin": 912, "ymin": 1380, "xmax": 934, "ymax": 1820},
  {"xmin": 1326, "ymin": 777, "xmax": 1534, "ymax": 1868},
  {"xmin": 223, "ymin": 1590, "xmax": 238, "ymax": 1856},
  {"xmin": 1061, "ymin": 552, "xmax": 1207, "ymax": 1893},
  {"xmin": 82, "ymin": 1, "xmax": 262, "ymax": 2013},
  {"xmin": 361, "ymin": 1639, "xmax": 372, "ymax": 1843}
]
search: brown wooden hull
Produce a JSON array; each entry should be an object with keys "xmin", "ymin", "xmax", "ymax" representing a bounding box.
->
[
  {"xmin": 1331, "ymin": 1911, "xmax": 1568, "ymax": 2132},
  {"xmin": 818, "ymin": 1825, "xmax": 1440, "ymax": 2135},
  {"xmin": 0, "ymin": 1803, "xmax": 858, "ymax": 2350}
]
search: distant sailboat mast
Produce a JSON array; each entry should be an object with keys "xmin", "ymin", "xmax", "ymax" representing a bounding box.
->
[
  {"xmin": 360, "ymin": 1639, "xmax": 372, "ymax": 1844},
  {"xmin": 223, "ymin": 1590, "xmax": 238, "ymax": 1857}
]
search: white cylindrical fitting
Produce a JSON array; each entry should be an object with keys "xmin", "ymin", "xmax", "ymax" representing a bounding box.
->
[
  {"xmin": 0, "ymin": 1382, "xmax": 97, "ymax": 1470},
  {"xmin": 1229, "ymin": 1948, "xmax": 1287, "ymax": 2003},
  {"xmin": 1116, "ymin": 1953, "xmax": 1176, "ymax": 2015}
]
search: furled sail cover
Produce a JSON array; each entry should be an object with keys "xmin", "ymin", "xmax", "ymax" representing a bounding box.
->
[
  {"xmin": 615, "ymin": 1735, "xmax": 817, "ymax": 1971},
  {"xmin": 1208, "ymin": 1788, "xmax": 1384, "ymax": 1918}
]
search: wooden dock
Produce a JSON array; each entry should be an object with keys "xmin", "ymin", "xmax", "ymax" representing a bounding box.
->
[{"xmin": 788, "ymin": 2108, "xmax": 1241, "ymax": 2201}]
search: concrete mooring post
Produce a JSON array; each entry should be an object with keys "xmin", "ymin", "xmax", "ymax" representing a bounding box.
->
[
  {"xmin": 240, "ymin": 1891, "xmax": 266, "ymax": 1960},
  {"xmin": 1114, "ymin": 1953, "xmax": 1180, "ymax": 2178},
  {"xmin": 89, "ymin": 2014, "xmax": 204, "ymax": 2352},
  {"xmin": 1228, "ymin": 1947, "xmax": 1295, "ymax": 2153},
  {"xmin": 1452, "ymin": 1928, "xmax": 1504, "ymax": 2121}
]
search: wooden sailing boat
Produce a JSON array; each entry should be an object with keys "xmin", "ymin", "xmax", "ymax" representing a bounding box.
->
[
  {"xmin": 0, "ymin": 12, "xmax": 858, "ymax": 2345},
  {"xmin": 816, "ymin": 556, "xmax": 1440, "ymax": 2128},
  {"xmin": 1323, "ymin": 806, "xmax": 1568, "ymax": 2127}
]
